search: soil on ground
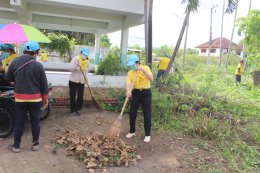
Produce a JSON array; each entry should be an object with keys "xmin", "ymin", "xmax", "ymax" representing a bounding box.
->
[{"xmin": 0, "ymin": 108, "xmax": 225, "ymax": 173}]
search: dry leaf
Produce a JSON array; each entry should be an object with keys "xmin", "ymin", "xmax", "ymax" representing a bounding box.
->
[
  {"xmin": 136, "ymin": 155, "xmax": 142, "ymax": 160},
  {"xmin": 87, "ymin": 161, "xmax": 97, "ymax": 168},
  {"xmin": 88, "ymin": 168, "xmax": 95, "ymax": 173}
]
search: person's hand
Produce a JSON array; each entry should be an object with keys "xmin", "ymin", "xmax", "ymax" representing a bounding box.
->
[
  {"xmin": 126, "ymin": 91, "xmax": 132, "ymax": 98},
  {"xmin": 41, "ymin": 98, "xmax": 49, "ymax": 111},
  {"xmin": 137, "ymin": 64, "xmax": 147, "ymax": 73},
  {"xmin": 10, "ymin": 82, "xmax": 14, "ymax": 85}
]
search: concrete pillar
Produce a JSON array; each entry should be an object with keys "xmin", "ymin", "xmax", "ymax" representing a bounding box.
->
[
  {"xmin": 120, "ymin": 17, "xmax": 129, "ymax": 67},
  {"xmin": 94, "ymin": 34, "xmax": 101, "ymax": 65}
]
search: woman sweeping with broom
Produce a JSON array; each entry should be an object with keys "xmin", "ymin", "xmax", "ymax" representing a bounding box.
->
[{"xmin": 125, "ymin": 54, "xmax": 153, "ymax": 143}]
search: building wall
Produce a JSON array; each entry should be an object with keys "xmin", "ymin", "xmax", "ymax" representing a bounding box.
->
[{"xmin": 199, "ymin": 48, "xmax": 228, "ymax": 57}]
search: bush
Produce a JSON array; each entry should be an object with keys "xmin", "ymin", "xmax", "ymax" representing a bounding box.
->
[{"xmin": 96, "ymin": 47, "xmax": 127, "ymax": 75}]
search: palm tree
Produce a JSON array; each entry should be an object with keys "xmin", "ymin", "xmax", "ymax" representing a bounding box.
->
[{"xmin": 163, "ymin": 0, "xmax": 238, "ymax": 77}]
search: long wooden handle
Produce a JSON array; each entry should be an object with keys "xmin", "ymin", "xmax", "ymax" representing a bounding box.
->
[
  {"xmin": 79, "ymin": 66, "xmax": 94, "ymax": 97},
  {"xmin": 119, "ymin": 97, "xmax": 129, "ymax": 118},
  {"xmin": 118, "ymin": 72, "xmax": 139, "ymax": 118}
]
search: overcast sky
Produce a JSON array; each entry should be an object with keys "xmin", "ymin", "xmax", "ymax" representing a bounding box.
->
[{"xmin": 108, "ymin": 0, "xmax": 260, "ymax": 49}]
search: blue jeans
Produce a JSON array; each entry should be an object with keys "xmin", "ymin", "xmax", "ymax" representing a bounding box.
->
[
  {"xmin": 156, "ymin": 70, "xmax": 165, "ymax": 87},
  {"xmin": 14, "ymin": 102, "xmax": 41, "ymax": 148}
]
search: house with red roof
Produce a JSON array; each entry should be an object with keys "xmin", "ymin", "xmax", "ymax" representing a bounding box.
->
[{"xmin": 195, "ymin": 37, "xmax": 242, "ymax": 57}]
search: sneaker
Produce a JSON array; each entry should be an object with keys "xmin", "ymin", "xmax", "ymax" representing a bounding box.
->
[
  {"xmin": 32, "ymin": 142, "xmax": 40, "ymax": 151},
  {"xmin": 8, "ymin": 145, "xmax": 20, "ymax": 153},
  {"xmin": 144, "ymin": 136, "xmax": 151, "ymax": 143},
  {"xmin": 69, "ymin": 112, "xmax": 76, "ymax": 116},
  {"xmin": 75, "ymin": 111, "xmax": 80, "ymax": 116},
  {"xmin": 126, "ymin": 133, "xmax": 136, "ymax": 139}
]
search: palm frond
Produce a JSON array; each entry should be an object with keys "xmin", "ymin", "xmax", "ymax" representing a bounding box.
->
[
  {"xmin": 225, "ymin": 0, "xmax": 238, "ymax": 14},
  {"xmin": 182, "ymin": 0, "xmax": 200, "ymax": 13}
]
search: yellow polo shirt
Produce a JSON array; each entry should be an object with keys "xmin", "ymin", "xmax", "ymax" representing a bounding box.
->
[
  {"xmin": 3, "ymin": 53, "xmax": 17, "ymax": 73},
  {"xmin": 41, "ymin": 52, "xmax": 48, "ymax": 62},
  {"xmin": 127, "ymin": 65, "xmax": 152, "ymax": 89},
  {"xmin": 158, "ymin": 57, "xmax": 170, "ymax": 70},
  {"xmin": 235, "ymin": 64, "xmax": 244, "ymax": 75}
]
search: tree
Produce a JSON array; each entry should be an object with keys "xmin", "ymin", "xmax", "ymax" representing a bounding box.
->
[
  {"xmin": 100, "ymin": 35, "xmax": 112, "ymax": 48},
  {"xmin": 41, "ymin": 33, "xmax": 74, "ymax": 58},
  {"xmin": 236, "ymin": 10, "xmax": 260, "ymax": 68},
  {"xmin": 163, "ymin": 0, "xmax": 238, "ymax": 77}
]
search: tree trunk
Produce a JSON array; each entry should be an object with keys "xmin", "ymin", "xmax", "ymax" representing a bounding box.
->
[
  {"xmin": 164, "ymin": 10, "xmax": 190, "ymax": 77},
  {"xmin": 145, "ymin": 0, "xmax": 153, "ymax": 69},
  {"xmin": 182, "ymin": 16, "xmax": 189, "ymax": 69},
  {"xmin": 225, "ymin": 2, "xmax": 238, "ymax": 68}
]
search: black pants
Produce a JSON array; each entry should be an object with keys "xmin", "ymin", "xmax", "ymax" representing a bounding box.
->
[
  {"xmin": 236, "ymin": 75, "xmax": 241, "ymax": 83},
  {"xmin": 129, "ymin": 89, "xmax": 152, "ymax": 136},
  {"xmin": 14, "ymin": 102, "xmax": 41, "ymax": 148},
  {"xmin": 69, "ymin": 80, "xmax": 84, "ymax": 113}
]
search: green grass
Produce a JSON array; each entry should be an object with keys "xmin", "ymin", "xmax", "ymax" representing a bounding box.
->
[
  {"xmin": 150, "ymin": 54, "xmax": 260, "ymax": 172},
  {"xmin": 102, "ymin": 53, "xmax": 259, "ymax": 172}
]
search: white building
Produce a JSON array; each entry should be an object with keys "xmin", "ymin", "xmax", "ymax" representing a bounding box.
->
[{"xmin": 195, "ymin": 37, "xmax": 242, "ymax": 57}]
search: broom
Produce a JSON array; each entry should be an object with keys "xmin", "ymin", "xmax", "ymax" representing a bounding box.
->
[
  {"xmin": 79, "ymin": 66, "xmax": 103, "ymax": 112},
  {"xmin": 106, "ymin": 73, "xmax": 138, "ymax": 139}
]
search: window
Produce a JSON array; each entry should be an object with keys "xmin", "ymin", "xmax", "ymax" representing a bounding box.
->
[
  {"xmin": 201, "ymin": 49, "xmax": 206, "ymax": 53},
  {"xmin": 210, "ymin": 49, "xmax": 216, "ymax": 53}
]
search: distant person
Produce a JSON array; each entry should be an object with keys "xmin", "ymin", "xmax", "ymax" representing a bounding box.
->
[
  {"xmin": 156, "ymin": 54, "xmax": 170, "ymax": 87},
  {"xmin": 125, "ymin": 54, "xmax": 153, "ymax": 143},
  {"xmin": 68, "ymin": 47, "xmax": 89, "ymax": 116},
  {"xmin": 41, "ymin": 50, "xmax": 48, "ymax": 62},
  {"xmin": 1, "ymin": 44, "xmax": 17, "ymax": 73},
  {"xmin": 6, "ymin": 41, "xmax": 49, "ymax": 153},
  {"xmin": 235, "ymin": 60, "xmax": 244, "ymax": 84}
]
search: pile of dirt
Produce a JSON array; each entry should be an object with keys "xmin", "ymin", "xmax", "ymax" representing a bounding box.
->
[{"xmin": 52, "ymin": 130, "xmax": 141, "ymax": 172}]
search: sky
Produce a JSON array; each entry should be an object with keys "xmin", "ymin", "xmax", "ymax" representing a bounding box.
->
[{"xmin": 108, "ymin": 0, "xmax": 260, "ymax": 49}]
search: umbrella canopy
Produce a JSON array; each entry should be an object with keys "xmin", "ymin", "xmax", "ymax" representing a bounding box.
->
[{"xmin": 0, "ymin": 24, "xmax": 51, "ymax": 43}]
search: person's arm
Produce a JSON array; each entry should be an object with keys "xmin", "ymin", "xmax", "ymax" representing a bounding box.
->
[
  {"xmin": 68, "ymin": 56, "xmax": 79, "ymax": 71},
  {"xmin": 39, "ymin": 63, "xmax": 49, "ymax": 109},
  {"xmin": 138, "ymin": 65, "xmax": 153, "ymax": 81},
  {"xmin": 5, "ymin": 60, "xmax": 14, "ymax": 82},
  {"xmin": 126, "ymin": 72, "xmax": 133, "ymax": 97}
]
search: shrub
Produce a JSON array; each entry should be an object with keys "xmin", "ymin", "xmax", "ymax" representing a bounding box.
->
[{"xmin": 96, "ymin": 47, "xmax": 127, "ymax": 75}]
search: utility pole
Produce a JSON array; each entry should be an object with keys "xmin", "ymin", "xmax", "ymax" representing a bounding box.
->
[
  {"xmin": 219, "ymin": 0, "xmax": 225, "ymax": 67},
  {"xmin": 207, "ymin": 4, "xmax": 217, "ymax": 65}
]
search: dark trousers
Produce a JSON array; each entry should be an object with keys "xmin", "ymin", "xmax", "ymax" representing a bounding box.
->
[
  {"xmin": 236, "ymin": 75, "xmax": 241, "ymax": 83},
  {"xmin": 14, "ymin": 102, "xmax": 41, "ymax": 148},
  {"xmin": 69, "ymin": 80, "xmax": 84, "ymax": 113},
  {"xmin": 156, "ymin": 70, "xmax": 165, "ymax": 87},
  {"xmin": 129, "ymin": 89, "xmax": 152, "ymax": 136}
]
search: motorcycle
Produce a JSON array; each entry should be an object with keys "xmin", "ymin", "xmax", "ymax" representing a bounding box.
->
[{"xmin": 0, "ymin": 84, "xmax": 53, "ymax": 138}]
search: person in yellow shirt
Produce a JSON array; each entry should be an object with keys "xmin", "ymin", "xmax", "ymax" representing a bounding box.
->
[
  {"xmin": 156, "ymin": 54, "xmax": 170, "ymax": 87},
  {"xmin": 41, "ymin": 50, "xmax": 48, "ymax": 62},
  {"xmin": 125, "ymin": 54, "xmax": 153, "ymax": 143},
  {"xmin": 235, "ymin": 60, "xmax": 244, "ymax": 84},
  {"xmin": 2, "ymin": 44, "xmax": 17, "ymax": 73}
]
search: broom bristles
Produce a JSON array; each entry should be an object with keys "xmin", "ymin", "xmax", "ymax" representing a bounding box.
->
[{"xmin": 106, "ymin": 117, "xmax": 122, "ymax": 139}]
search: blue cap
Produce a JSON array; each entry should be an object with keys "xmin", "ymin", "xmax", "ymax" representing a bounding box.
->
[
  {"xmin": 81, "ymin": 47, "xmax": 90, "ymax": 57},
  {"xmin": 164, "ymin": 53, "xmax": 169, "ymax": 58},
  {"xmin": 127, "ymin": 54, "xmax": 139, "ymax": 66},
  {"xmin": 25, "ymin": 41, "xmax": 40, "ymax": 51},
  {"xmin": 1, "ymin": 44, "xmax": 15, "ymax": 50}
]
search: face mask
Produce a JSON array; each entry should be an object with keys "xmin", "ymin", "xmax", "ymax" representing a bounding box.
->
[
  {"xmin": 130, "ymin": 65, "xmax": 137, "ymax": 71},
  {"xmin": 81, "ymin": 55, "xmax": 87, "ymax": 59},
  {"xmin": 3, "ymin": 52, "xmax": 10, "ymax": 59}
]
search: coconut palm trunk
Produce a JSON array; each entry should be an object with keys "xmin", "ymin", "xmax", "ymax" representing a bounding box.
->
[
  {"xmin": 225, "ymin": 2, "xmax": 238, "ymax": 68},
  {"xmin": 164, "ymin": 10, "xmax": 190, "ymax": 77}
]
